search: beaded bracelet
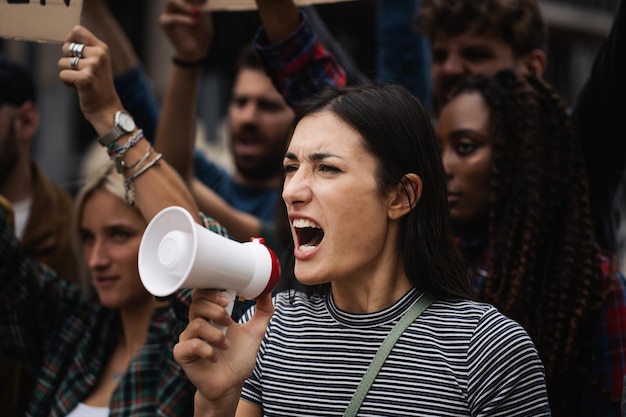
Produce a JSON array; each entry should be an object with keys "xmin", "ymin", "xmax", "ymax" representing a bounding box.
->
[
  {"xmin": 108, "ymin": 129, "xmax": 144, "ymax": 159},
  {"xmin": 124, "ymin": 152, "xmax": 163, "ymax": 205}
]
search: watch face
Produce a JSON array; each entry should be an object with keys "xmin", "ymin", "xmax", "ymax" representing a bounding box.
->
[{"xmin": 117, "ymin": 112, "xmax": 136, "ymax": 132}]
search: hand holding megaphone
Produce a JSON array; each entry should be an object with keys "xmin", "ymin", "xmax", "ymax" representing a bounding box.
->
[{"xmin": 138, "ymin": 206, "xmax": 280, "ymax": 330}]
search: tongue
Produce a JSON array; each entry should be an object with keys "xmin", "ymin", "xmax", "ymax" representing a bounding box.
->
[{"xmin": 308, "ymin": 231, "xmax": 323, "ymax": 246}]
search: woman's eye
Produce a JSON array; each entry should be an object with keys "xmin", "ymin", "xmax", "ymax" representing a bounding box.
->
[
  {"xmin": 111, "ymin": 229, "xmax": 132, "ymax": 242},
  {"xmin": 283, "ymin": 164, "xmax": 298, "ymax": 174},
  {"xmin": 80, "ymin": 231, "xmax": 94, "ymax": 244},
  {"xmin": 456, "ymin": 142, "xmax": 477, "ymax": 155},
  {"xmin": 319, "ymin": 164, "xmax": 340, "ymax": 173}
]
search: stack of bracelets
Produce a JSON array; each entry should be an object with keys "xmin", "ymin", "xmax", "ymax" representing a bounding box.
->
[{"xmin": 106, "ymin": 129, "xmax": 163, "ymax": 205}]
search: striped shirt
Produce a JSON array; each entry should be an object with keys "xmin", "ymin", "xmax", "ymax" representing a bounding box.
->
[{"xmin": 241, "ymin": 289, "xmax": 551, "ymax": 416}]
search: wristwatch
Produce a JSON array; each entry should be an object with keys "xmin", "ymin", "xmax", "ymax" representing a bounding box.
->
[{"xmin": 97, "ymin": 110, "xmax": 137, "ymax": 147}]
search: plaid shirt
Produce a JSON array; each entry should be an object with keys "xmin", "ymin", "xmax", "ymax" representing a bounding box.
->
[
  {"xmin": 459, "ymin": 236, "xmax": 626, "ymax": 417},
  {"xmin": 0, "ymin": 207, "xmax": 228, "ymax": 417},
  {"xmin": 254, "ymin": 12, "xmax": 347, "ymax": 110}
]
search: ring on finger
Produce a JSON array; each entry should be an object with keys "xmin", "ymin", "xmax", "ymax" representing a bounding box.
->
[
  {"xmin": 70, "ymin": 56, "xmax": 80, "ymax": 70},
  {"xmin": 69, "ymin": 42, "xmax": 85, "ymax": 58}
]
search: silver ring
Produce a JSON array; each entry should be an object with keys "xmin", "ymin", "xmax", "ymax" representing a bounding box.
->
[
  {"xmin": 69, "ymin": 42, "xmax": 85, "ymax": 58},
  {"xmin": 70, "ymin": 56, "xmax": 80, "ymax": 70}
]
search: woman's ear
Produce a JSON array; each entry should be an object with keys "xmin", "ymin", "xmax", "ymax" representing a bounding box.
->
[{"xmin": 388, "ymin": 173, "xmax": 422, "ymax": 220}]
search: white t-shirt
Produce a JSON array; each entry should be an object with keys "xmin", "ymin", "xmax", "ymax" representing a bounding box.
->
[
  {"xmin": 66, "ymin": 403, "xmax": 109, "ymax": 417},
  {"xmin": 12, "ymin": 197, "xmax": 32, "ymax": 240}
]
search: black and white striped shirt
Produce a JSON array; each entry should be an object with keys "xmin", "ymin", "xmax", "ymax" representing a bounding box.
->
[{"xmin": 241, "ymin": 289, "xmax": 550, "ymax": 416}]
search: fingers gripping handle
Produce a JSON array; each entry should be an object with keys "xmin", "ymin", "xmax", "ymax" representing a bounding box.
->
[{"xmin": 212, "ymin": 289, "xmax": 237, "ymax": 334}]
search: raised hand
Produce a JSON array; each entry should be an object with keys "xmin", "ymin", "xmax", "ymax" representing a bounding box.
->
[
  {"xmin": 58, "ymin": 25, "xmax": 123, "ymax": 135},
  {"xmin": 160, "ymin": 0, "xmax": 213, "ymax": 63},
  {"xmin": 255, "ymin": 0, "xmax": 299, "ymax": 44}
]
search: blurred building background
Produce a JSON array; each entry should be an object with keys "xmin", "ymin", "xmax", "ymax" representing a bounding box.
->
[{"xmin": 0, "ymin": 0, "xmax": 618, "ymax": 192}]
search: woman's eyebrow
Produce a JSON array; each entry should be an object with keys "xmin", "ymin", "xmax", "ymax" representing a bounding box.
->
[{"xmin": 284, "ymin": 152, "xmax": 341, "ymax": 161}]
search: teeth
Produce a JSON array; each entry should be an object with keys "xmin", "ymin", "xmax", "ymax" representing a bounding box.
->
[
  {"xmin": 293, "ymin": 218, "xmax": 323, "ymax": 252},
  {"xmin": 299, "ymin": 244, "xmax": 317, "ymax": 252},
  {"xmin": 292, "ymin": 218, "xmax": 321, "ymax": 229}
]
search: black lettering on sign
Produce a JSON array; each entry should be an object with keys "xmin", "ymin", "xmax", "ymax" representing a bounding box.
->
[{"xmin": 6, "ymin": 0, "xmax": 71, "ymax": 6}]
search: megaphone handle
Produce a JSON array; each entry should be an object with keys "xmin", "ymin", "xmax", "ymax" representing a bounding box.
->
[{"xmin": 211, "ymin": 289, "xmax": 237, "ymax": 334}]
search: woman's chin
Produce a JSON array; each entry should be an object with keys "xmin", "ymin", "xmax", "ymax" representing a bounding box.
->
[{"xmin": 293, "ymin": 266, "xmax": 327, "ymax": 287}]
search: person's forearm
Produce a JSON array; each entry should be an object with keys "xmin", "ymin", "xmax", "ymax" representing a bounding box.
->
[
  {"xmin": 123, "ymin": 135, "xmax": 200, "ymax": 223},
  {"xmin": 61, "ymin": 24, "xmax": 200, "ymax": 224},
  {"xmin": 154, "ymin": 65, "xmax": 203, "ymax": 181},
  {"xmin": 254, "ymin": 13, "xmax": 347, "ymax": 109},
  {"xmin": 87, "ymin": 111, "xmax": 200, "ymax": 223},
  {"xmin": 191, "ymin": 179, "xmax": 263, "ymax": 242},
  {"xmin": 89, "ymin": 113, "xmax": 198, "ymax": 222},
  {"xmin": 255, "ymin": 0, "xmax": 300, "ymax": 44}
]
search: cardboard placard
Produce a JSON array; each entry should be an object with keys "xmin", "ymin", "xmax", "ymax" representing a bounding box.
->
[
  {"xmin": 205, "ymin": 0, "xmax": 357, "ymax": 11},
  {"xmin": 0, "ymin": 0, "xmax": 83, "ymax": 43}
]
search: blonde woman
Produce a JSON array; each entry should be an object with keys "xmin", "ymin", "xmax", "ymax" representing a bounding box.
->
[{"xmin": 0, "ymin": 25, "xmax": 226, "ymax": 416}]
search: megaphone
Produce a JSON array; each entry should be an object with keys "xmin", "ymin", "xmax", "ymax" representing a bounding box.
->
[{"xmin": 138, "ymin": 206, "xmax": 280, "ymax": 320}]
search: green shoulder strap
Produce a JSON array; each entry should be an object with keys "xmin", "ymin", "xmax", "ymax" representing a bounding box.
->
[{"xmin": 343, "ymin": 294, "xmax": 435, "ymax": 417}]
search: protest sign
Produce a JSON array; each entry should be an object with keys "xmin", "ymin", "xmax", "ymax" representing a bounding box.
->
[{"xmin": 0, "ymin": 0, "xmax": 83, "ymax": 43}]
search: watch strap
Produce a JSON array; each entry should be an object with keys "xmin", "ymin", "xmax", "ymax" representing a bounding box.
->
[
  {"xmin": 97, "ymin": 125, "xmax": 125, "ymax": 147},
  {"xmin": 96, "ymin": 111, "xmax": 136, "ymax": 147}
]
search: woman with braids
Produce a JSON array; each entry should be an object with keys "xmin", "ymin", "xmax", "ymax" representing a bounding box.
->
[{"xmin": 436, "ymin": 69, "xmax": 626, "ymax": 417}]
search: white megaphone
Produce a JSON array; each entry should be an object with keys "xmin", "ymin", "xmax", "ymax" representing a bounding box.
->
[{"xmin": 138, "ymin": 206, "xmax": 280, "ymax": 322}]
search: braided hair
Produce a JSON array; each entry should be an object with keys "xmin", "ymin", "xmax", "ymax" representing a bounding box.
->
[{"xmin": 448, "ymin": 70, "xmax": 610, "ymax": 411}]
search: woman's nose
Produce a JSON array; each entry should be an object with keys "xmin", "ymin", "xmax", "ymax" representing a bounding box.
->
[
  {"xmin": 282, "ymin": 170, "xmax": 311, "ymax": 207},
  {"xmin": 86, "ymin": 239, "xmax": 109, "ymax": 269}
]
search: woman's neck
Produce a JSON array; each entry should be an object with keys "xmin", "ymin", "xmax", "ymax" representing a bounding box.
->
[
  {"xmin": 331, "ymin": 255, "xmax": 412, "ymax": 314},
  {"xmin": 117, "ymin": 298, "xmax": 166, "ymax": 352}
]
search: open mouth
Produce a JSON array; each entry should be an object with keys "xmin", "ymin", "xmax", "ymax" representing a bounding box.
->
[
  {"xmin": 293, "ymin": 218, "xmax": 324, "ymax": 252},
  {"xmin": 239, "ymin": 135, "xmax": 260, "ymax": 145},
  {"xmin": 236, "ymin": 135, "xmax": 262, "ymax": 149}
]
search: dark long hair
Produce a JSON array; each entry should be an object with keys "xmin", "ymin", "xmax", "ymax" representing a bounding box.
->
[
  {"xmin": 448, "ymin": 70, "xmax": 610, "ymax": 412},
  {"xmin": 281, "ymin": 83, "xmax": 472, "ymax": 300}
]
